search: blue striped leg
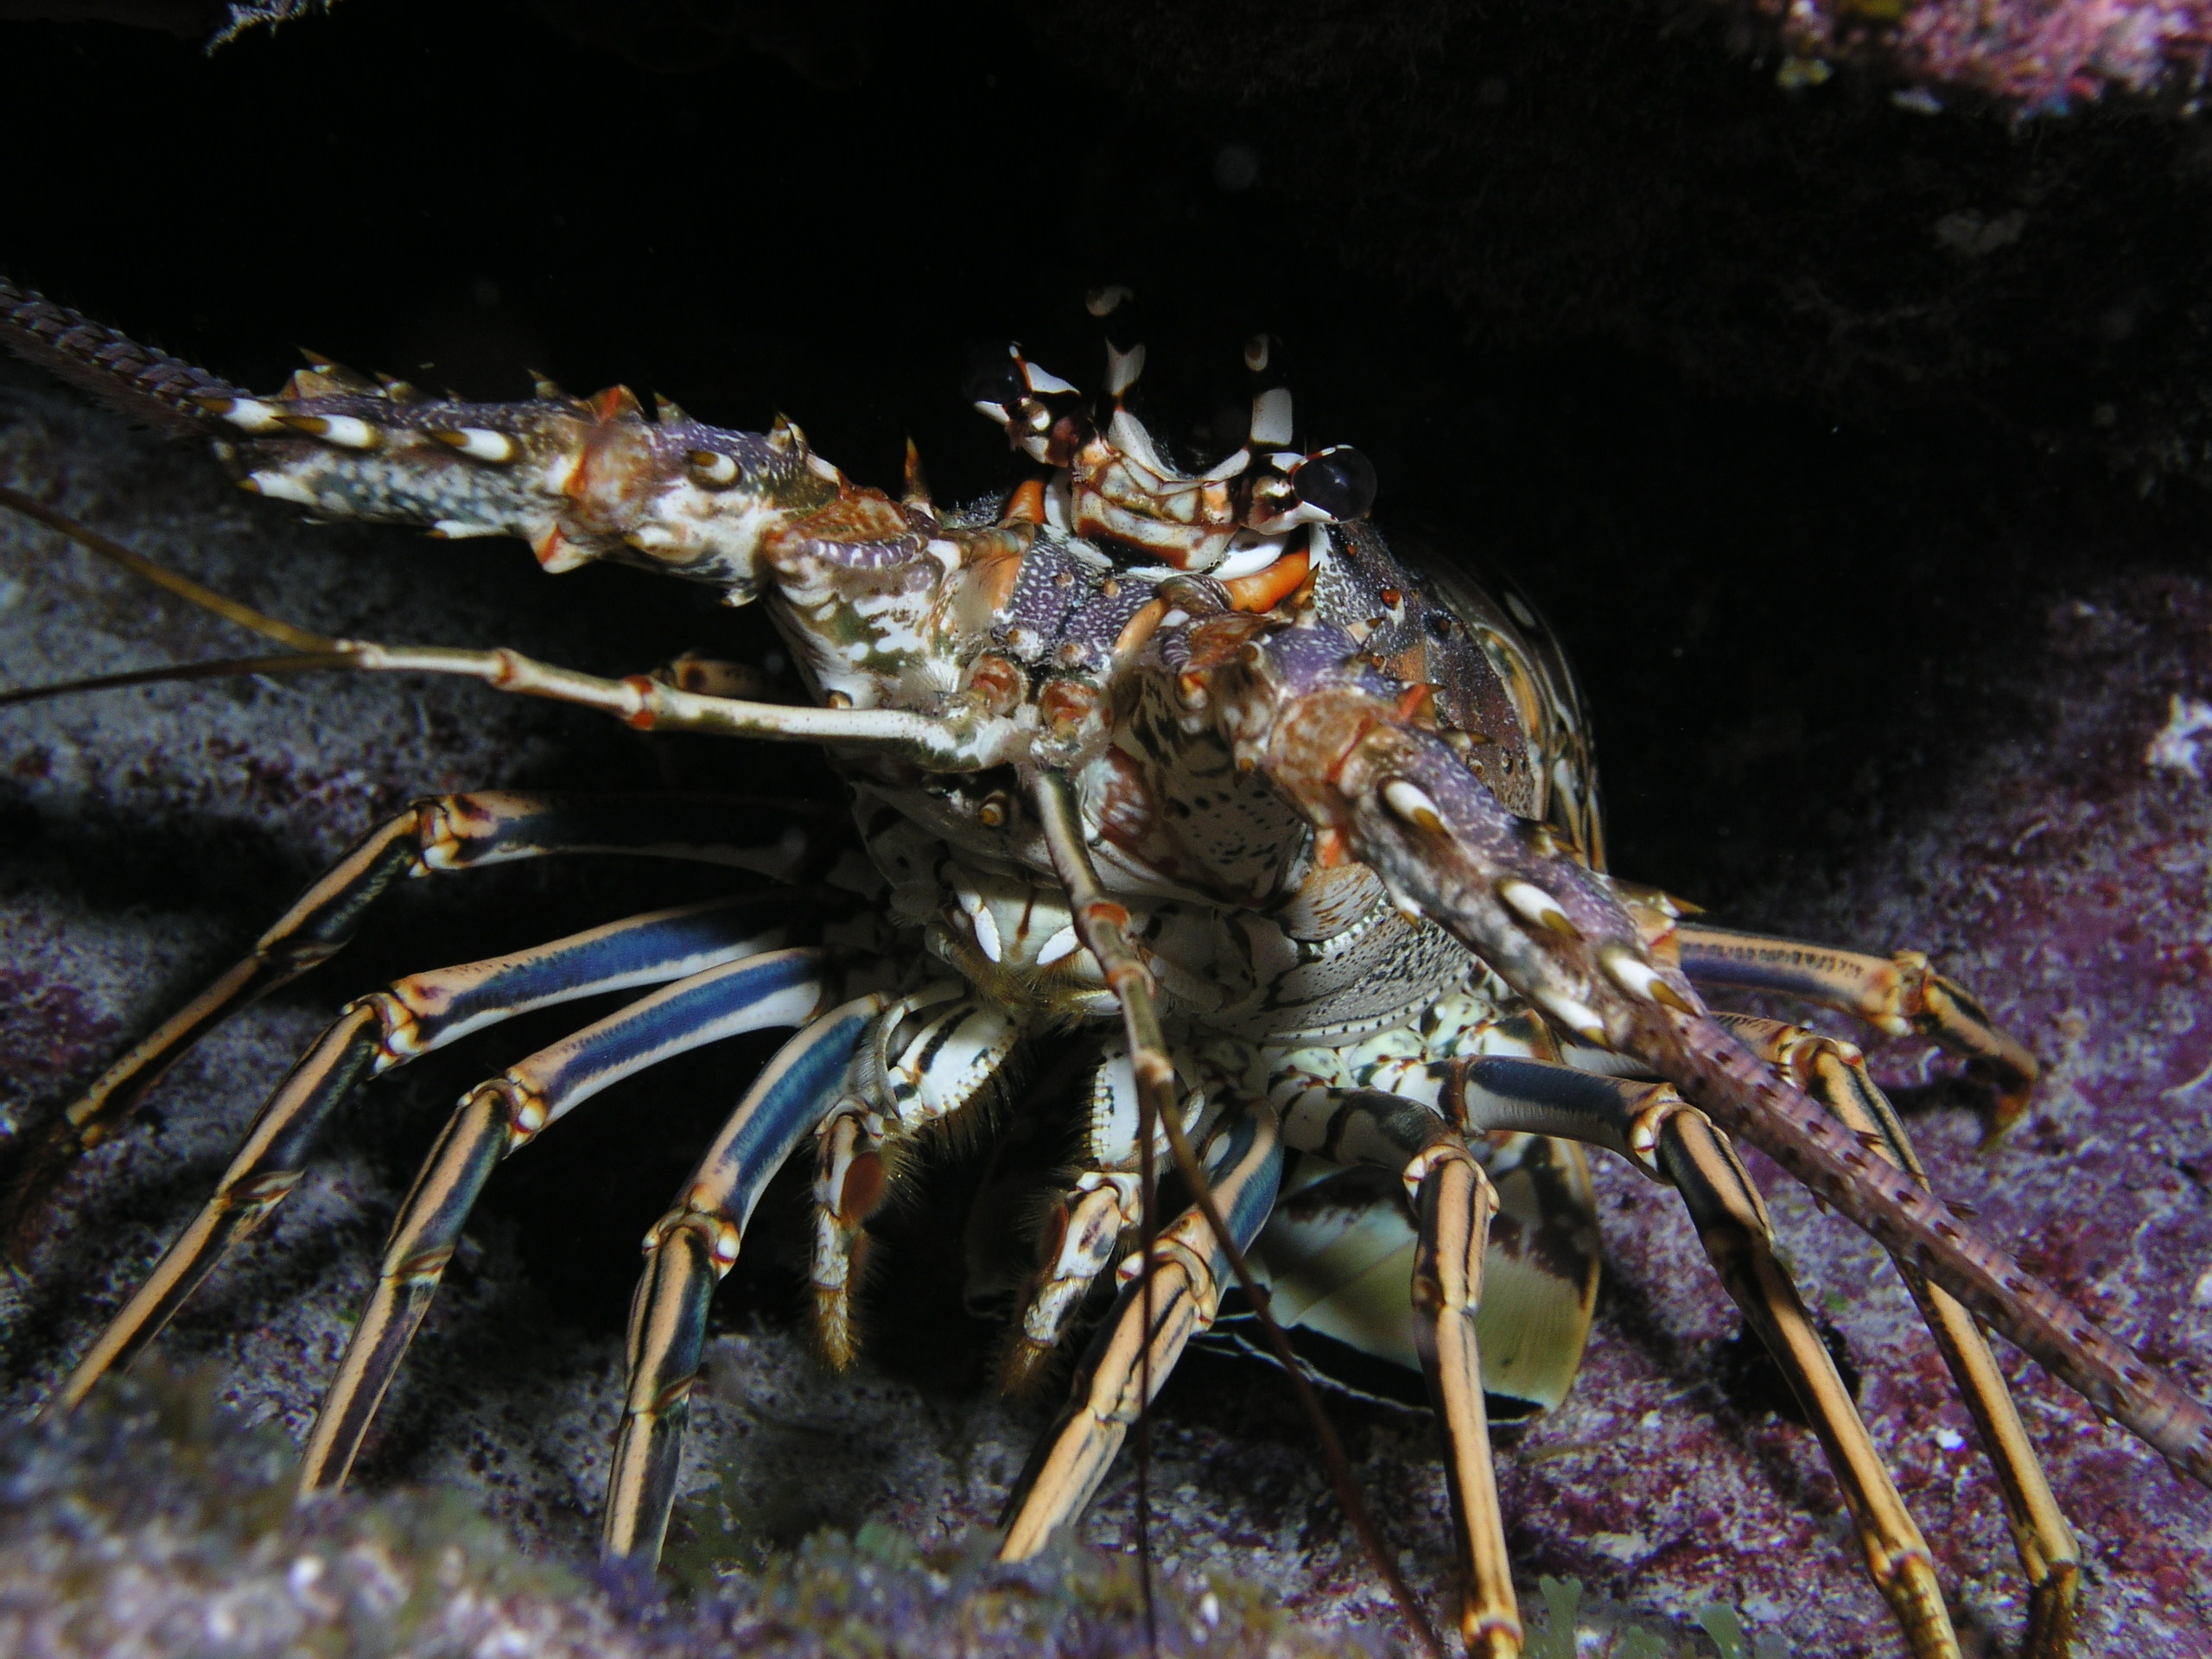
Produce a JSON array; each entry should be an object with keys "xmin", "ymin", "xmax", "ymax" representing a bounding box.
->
[
  {"xmin": 996, "ymin": 1096, "xmax": 1283, "ymax": 1560},
  {"xmin": 809, "ymin": 991, "xmax": 1019, "ymax": 1367},
  {"xmin": 5, "ymin": 789, "xmax": 822, "ymax": 1255},
  {"xmin": 602, "ymin": 995, "xmax": 890, "ymax": 1562},
  {"xmin": 51, "ymin": 893, "xmax": 799, "ymax": 1411},
  {"xmin": 297, "ymin": 946, "xmax": 844, "ymax": 1495}
]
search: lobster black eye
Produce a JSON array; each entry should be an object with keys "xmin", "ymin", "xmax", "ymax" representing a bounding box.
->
[
  {"xmin": 963, "ymin": 343, "xmax": 1028, "ymax": 410},
  {"xmin": 1292, "ymin": 445, "xmax": 1377, "ymax": 521}
]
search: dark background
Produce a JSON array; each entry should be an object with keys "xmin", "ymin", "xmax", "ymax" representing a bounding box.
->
[{"xmin": 8, "ymin": 0, "xmax": 2203, "ymax": 910}]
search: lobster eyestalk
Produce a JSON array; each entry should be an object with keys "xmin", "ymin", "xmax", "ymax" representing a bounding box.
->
[{"xmin": 1237, "ymin": 671, "xmax": 2212, "ymax": 1490}]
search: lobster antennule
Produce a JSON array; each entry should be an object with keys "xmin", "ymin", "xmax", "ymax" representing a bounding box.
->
[{"xmin": 1241, "ymin": 660, "xmax": 2212, "ymax": 1491}]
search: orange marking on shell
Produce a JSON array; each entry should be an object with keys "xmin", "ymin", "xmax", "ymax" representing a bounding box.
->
[
  {"xmin": 1039, "ymin": 677, "xmax": 1101, "ymax": 735},
  {"xmin": 967, "ymin": 525, "xmax": 1033, "ymax": 611},
  {"xmin": 966, "ymin": 652, "xmax": 1026, "ymax": 713},
  {"xmin": 532, "ymin": 525, "xmax": 588, "ymax": 572},
  {"xmin": 1003, "ymin": 477, "xmax": 1047, "ymax": 524},
  {"xmin": 1182, "ymin": 610, "xmax": 1269, "ymax": 669},
  {"xmin": 1112, "ymin": 597, "xmax": 1169, "ymax": 660},
  {"xmin": 837, "ymin": 1151, "xmax": 887, "ymax": 1225},
  {"xmin": 551, "ymin": 390, "xmax": 664, "ymax": 557},
  {"xmin": 619, "ymin": 675, "xmax": 661, "ymax": 730},
  {"xmin": 1224, "ymin": 545, "xmax": 1311, "ymax": 612},
  {"xmin": 762, "ymin": 486, "xmax": 918, "ymax": 574},
  {"xmin": 589, "ymin": 384, "xmax": 645, "ymax": 422},
  {"xmin": 1321, "ymin": 714, "xmax": 1382, "ymax": 789},
  {"xmin": 1394, "ymin": 683, "xmax": 1439, "ymax": 727},
  {"xmin": 793, "ymin": 486, "xmax": 912, "ymax": 543},
  {"xmin": 1084, "ymin": 899, "xmax": 1134, "ymax": 931}
]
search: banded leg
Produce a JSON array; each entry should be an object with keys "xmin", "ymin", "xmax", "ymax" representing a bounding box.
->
[
  {"xmin": 1675, "ymin": 924, "xmax": 2037, "ymax": 1129},
  {"xmin": 997, "ymin": 1096, "xmax": 1284, "ymax": 1560},
  {"xmin": 299, "ymin": 946, "xmax": 838, "ymax": 1494},
  {"xmin": 4, "ymin": 788, "xmax": 819, "ymax": 1255},
  {"xmin": 1409, "ymin": 1144, "xmax": 1517, "ymax": 1659},
  {"xmin": 603, "ymin": 995, "xmax": 889, "ymax": 1562},
  {"xmin": 52, "ymin": 894, "xmax": 796, "ymax": 1410},
  {"xmin": 810, "ymin": 991, "xmax": 1018, "ymax": 1367},
  {"xmin": 1250, "ymin": 690, "xmax": 2212, "ymax": 1486},
  {"xmin": 1030, "ymin": 772, "xmax": 1443, "ymax": 1657},
  {"xmin": 1662, "ymin": 1108, "xmax": 1959, "ymax": 1658},
  {"xmin": 1720, "ymin": 1014, "xmax": 2079, "ymax": 1656},
  {"xmin": 1002, "ymin": 1047, "xmax": 1188, "ymax": 1391},
  {"xmin": 1274, "ymin": 1086, "xmax": 1527, "ymax": 1656},
  {"xmin": 1001, "ymin": 1163, "xmax": 1142, "ymax": 1392},
  {"xmin": 1449, "ymin": 1058, "xmax": 1961, "ymax": 1659}
]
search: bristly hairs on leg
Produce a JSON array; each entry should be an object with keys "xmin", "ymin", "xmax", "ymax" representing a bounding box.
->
[{"xmin": 1033, "ymin": 772, "xmax": 1447, "ymax": 1659}]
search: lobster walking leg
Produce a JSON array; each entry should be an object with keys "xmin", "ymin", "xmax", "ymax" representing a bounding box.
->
[
  {"xmin": 3, "ymin": 789, "xmax": 819, "ymax": 1255},
  {"xmin": 1658, "ymin": 1109, "xmax": 1958, "ymax": 1659},
  {"xmin": 1003, "ymin": 1161, "xmax": 1141, "ymax": 1392},
  {"xmin": 1408, "ymin": 1144, "xmax": 1518, "ymax": 1659},
  {"xmin": 808, "ymin": 1103, "xmax": 885, "ymax": 1369},
  {"xmin": 1249, "ymin": 677, "xmax": 2212, "ymax": 1485},
  {"xmin": 1445, "ymin": 1058, "xmax": 1959, "ymax": 1657},
  {"xmin": 996, "ymin": 1096, "xmax": 1283, "ymax": 1560},
  {"xmin": 52, "ymin": 896, "xmax": 797, "ymax": 1410},
  {"xmin": 1679, "ymin": 925, "xmax": 2039, "ymax": 1129},
  {"xmin": 1276, "ymin": 1085, "xmax": 1526, "ymax": 1656},
  {"xmin": 301, "ymin": 948, "xmax": 838, "ymax": 1495},
  {"xmin": 1719, "ymin": 1013, "xmax": 2080, "ymax": 1657},
  {"xmin": 1005, "ymin": 1046, "xmax": 1192, "ymax": 1390},
  {"xmin": 603, "ymin": 994, "xmax": 887, "ymax": 1563},
  {"xmin": 809, "ymin": 992, "xmax": 1018, "ymax": 1367}
]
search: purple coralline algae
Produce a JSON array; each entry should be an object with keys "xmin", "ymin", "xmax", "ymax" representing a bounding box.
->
[{"xmin": 1769, "ymin": 0, "xmax": 2212, "ymax": 110}]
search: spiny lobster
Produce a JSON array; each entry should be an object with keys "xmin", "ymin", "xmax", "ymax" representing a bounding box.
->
[{"xmin": 1, "ymin": 275, "xmax": 2207, "ymax": 1658}]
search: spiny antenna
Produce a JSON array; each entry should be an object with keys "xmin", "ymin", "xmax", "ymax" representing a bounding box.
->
[
  {"xmin": 0, "ymin": 652, "xmax": 359, "ymax": 710},
  {"xmin": 0, "ymin": 276, "xmax": 248, "ymax": 436},
  {"xmin": 0, "ymin": 484, "xmax": 339, "ymax": 652}
]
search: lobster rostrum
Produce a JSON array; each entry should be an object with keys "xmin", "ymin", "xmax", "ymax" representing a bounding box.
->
[{"xmin": 3, "ymin": 276, "xmax": 2208, "ymax": 1659}]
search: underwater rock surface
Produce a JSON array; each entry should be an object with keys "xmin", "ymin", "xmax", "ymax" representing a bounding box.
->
[{"xmin": 0, "ymin": 1363, "xmax": 1378, "ymax": 1659}]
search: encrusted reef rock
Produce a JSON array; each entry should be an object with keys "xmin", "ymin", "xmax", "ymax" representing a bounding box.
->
[{"xmin": 0, "ymin": 1363, "xmax": 1375, "ymax": 1659}]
